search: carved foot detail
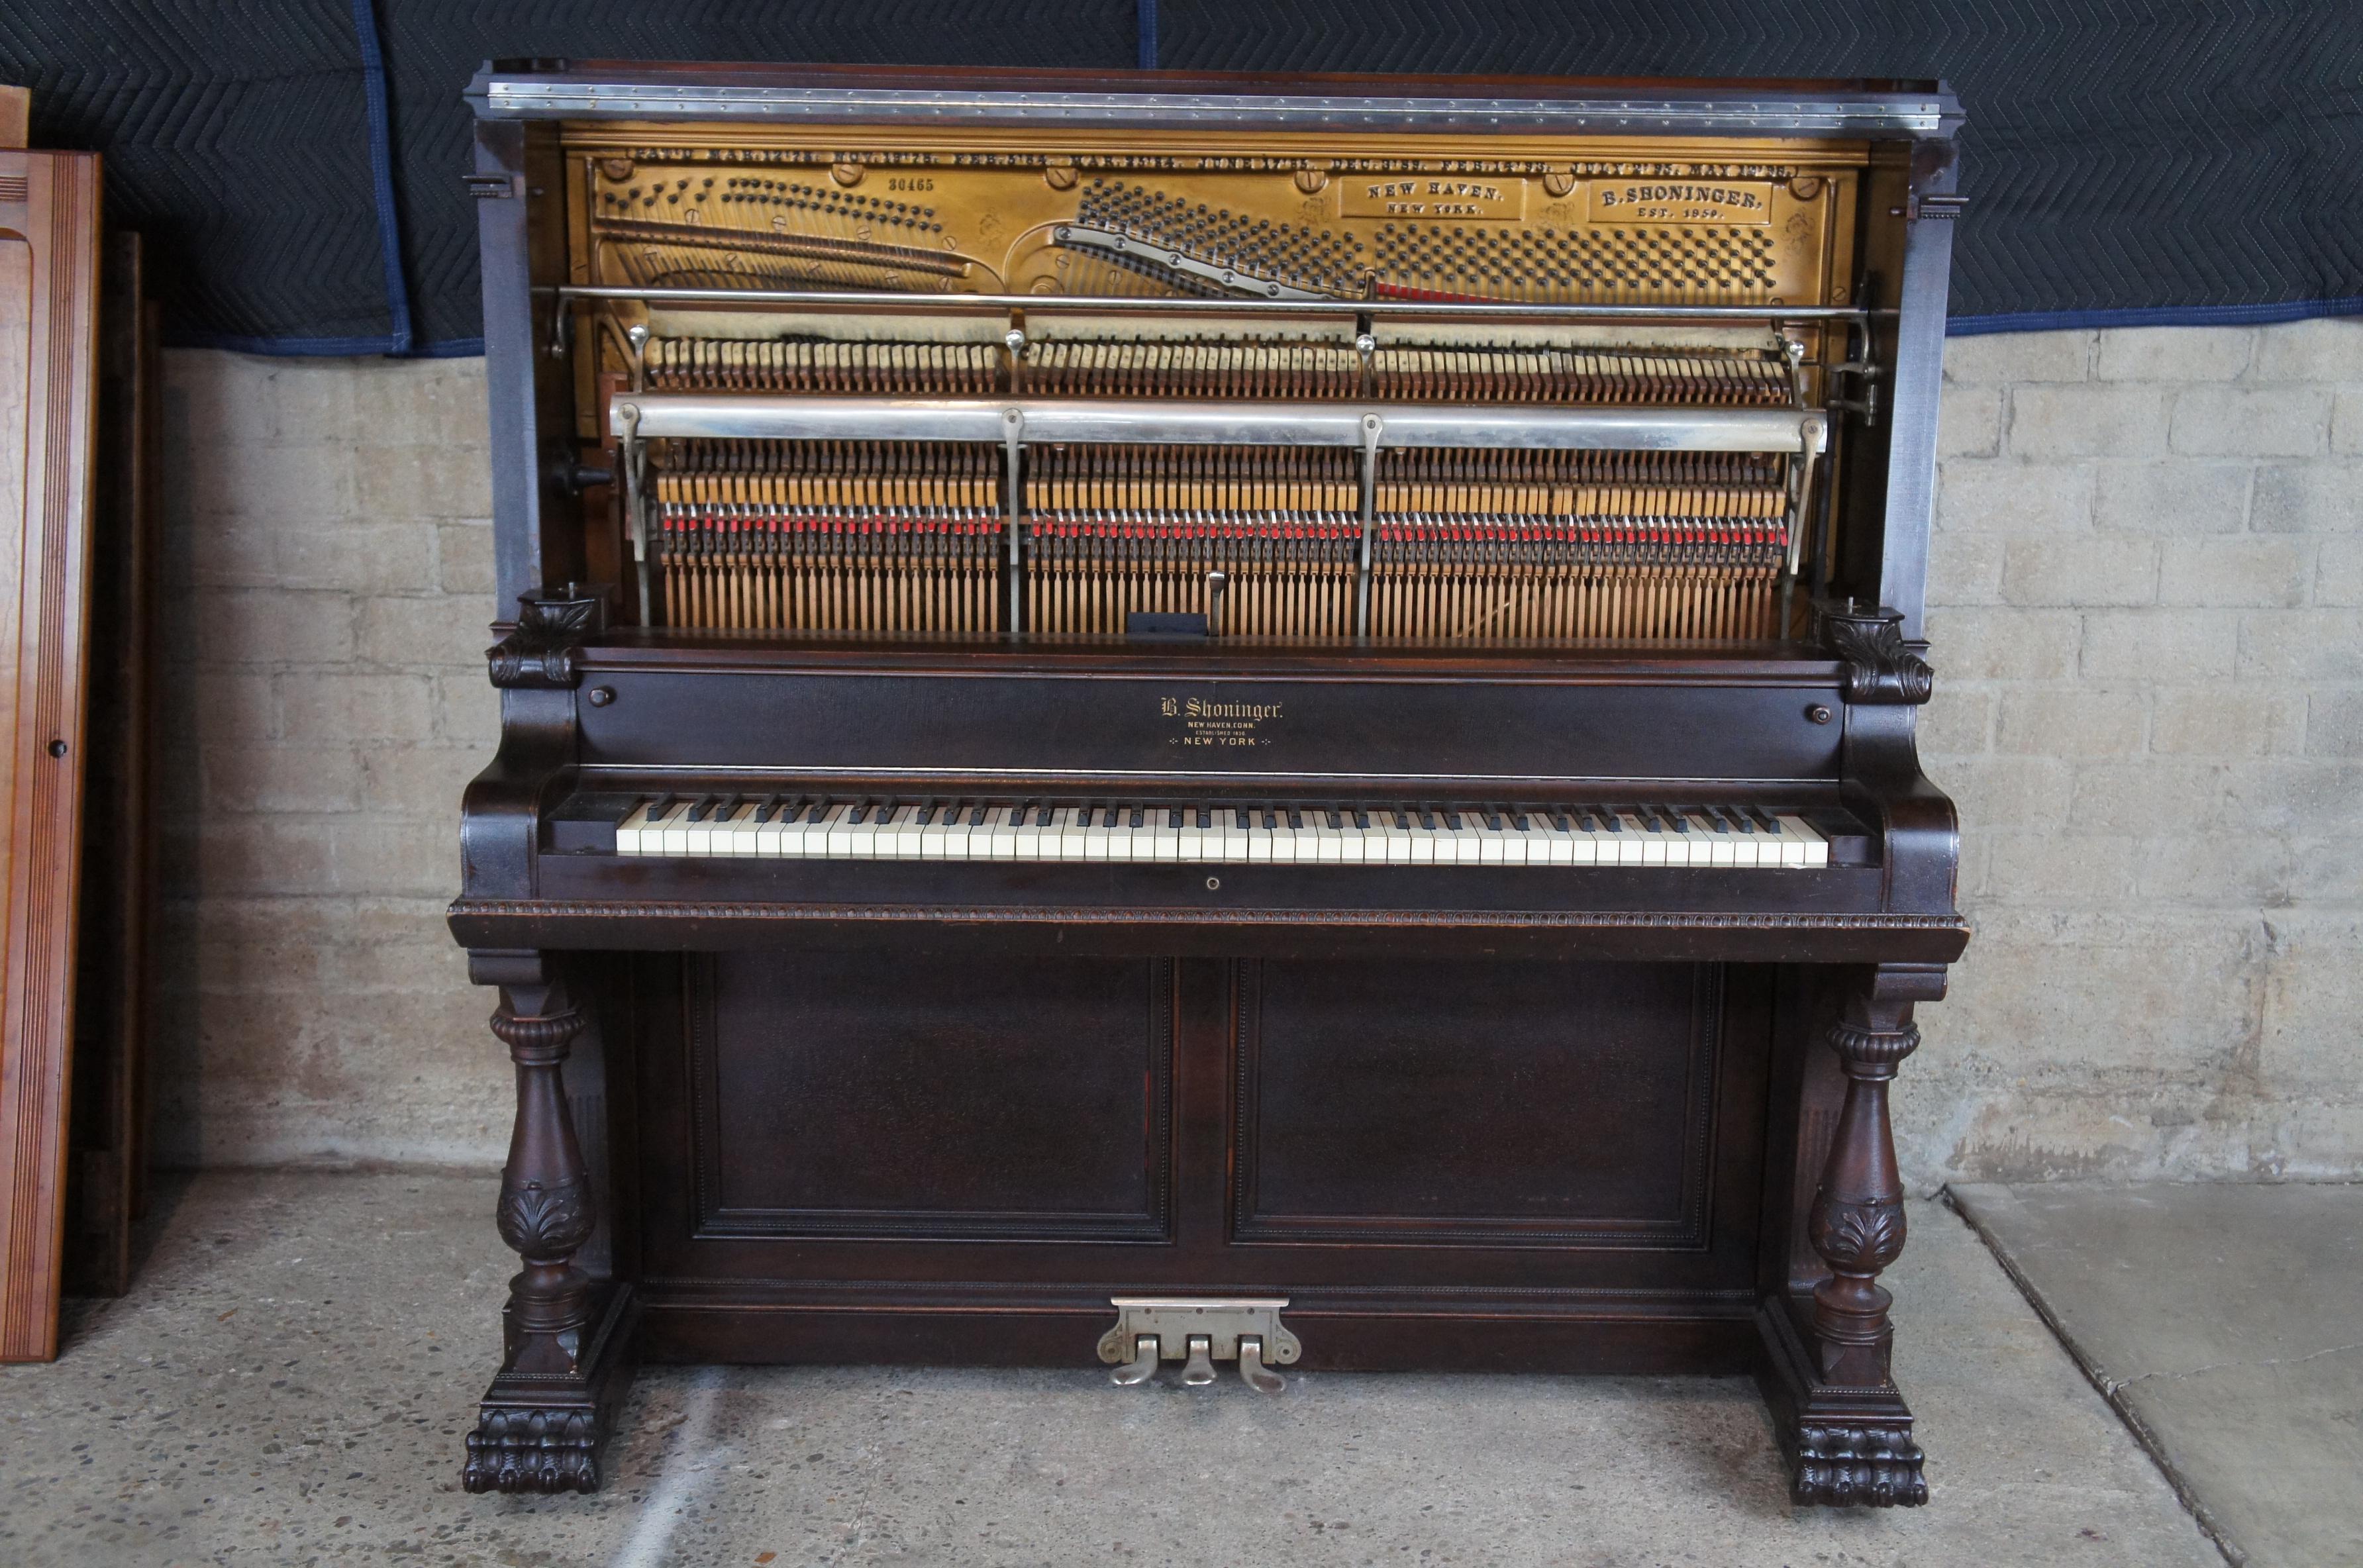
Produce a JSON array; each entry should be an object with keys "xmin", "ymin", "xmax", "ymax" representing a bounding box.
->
[
  {"xmin": 462, "ymin": 1404, "xmax": 601, "ymax": 1494},
  {"xmin": 1793, "ymin": 1422, "xmax": 1927, "ymax": 1508}
]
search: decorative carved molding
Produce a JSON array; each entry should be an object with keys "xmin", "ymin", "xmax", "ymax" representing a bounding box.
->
[
  {"xmin": 1815, "ymin": 601, "xmax": 1933, "ymax": 706},
  {"xmin": 489, "ymin": 1005, "xmax": 585, "ymax": 1065},
  {"xmin": 487, "ymin": 591, "xmax": 606, "ymax": 690},
  {"xmin": 462, "ymin": 1404, "xmax": 599, "ymax": 1494},
  {"xmin": 1793, "ymin": 1423, "xmax": 1927, "ymax": 1508},
  {"xmin": 449, "ymin": 897, "xmax": 1971, "ymax": 936},
  {"xmin": 1827, "ymin": 1016, "xmax": 1922, "ymax": 1073}
]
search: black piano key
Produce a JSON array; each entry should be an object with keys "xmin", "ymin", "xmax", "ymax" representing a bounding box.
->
[
  {"xmin": 1666, "ymin": 808, "xmax": 1689, "ymax": 834},
  {"xmin": 968, "ymin": 803, "xmax": 989, "ymax": 827},
  {"xmin": 1284, "ymin": 808, "xmax": 1302, "ymax": 831},
  {"xmin": 1038, "ymin": 803, "xmax": 1056, "ymax": 827},
  {"xmin": 1748, "ymin": 805, "xmax": 1782, "ymax": 834},
  {"xmin": 1352, "ymin": 808, "xmax": 1371, "ymax": 830},
  {"xmin": 685, "ymin": 793, "xmax": 716, "ymax": 824},
  {"xmin": 1130, "ymin": 807, "xmax": 1144, "ymax": 830},
  {"xmin": 1417, "ymin": 808, "xmax": 1436, "ymax": 830},
  {"xmin": 1262, "ymin": 807, "xmax": 1279, "ymax": 831},
  {"xmin": 1168, "ymin": 807, "xmax": 1183, "ymax": 829},
  {"xmin": 1235, "ymin": 807, "xmax": 1252, "ymax": 829},
  {"xmin": 1325, "ymin": 807, "xmax": 1343, "ymax": 830},
  {"xmin": 753, "ymin": 792, "xmax": 781, "ymax": 824},
  {"xmin": 1483, "ymin": 807, "xmax": 1504, "ymax": 831},
  {"xmin": 1441, "ymin": 808, "xmax": 1463, "ymax": 831},
  {"xmin": 1599, "ymin": 810, "xmax": 1622, "ymax": 833},
  {"xmin": 1197, "ymin": 805, "xmax": 1213, "ymax": 830},
  {"xmin": 1509, "ymin": 807, "xmax": 1532, "ymax": 832},
  {"xmin": 1552, "ymin": 808, "xmax": 1572, "ymax": 832},
  {"xmin": 618, "ymin": 794, "xmax": 654, "ymax": 826},
  {"xmin": 1706, "ymin": 807, "xmax": 1732, "ymax": 834}
]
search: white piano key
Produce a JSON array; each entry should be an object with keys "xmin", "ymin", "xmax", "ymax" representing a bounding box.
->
[
  {"xmin": 615, "ymin": 800, "xmax": 658, "ymax": 856},
  {"xmin": 887, "ymin": 805, "xmax": 922, "ymax": 858},
  {"xmin": 986, "ymin": 805, "xmax": 1021, "ymax": 859}
]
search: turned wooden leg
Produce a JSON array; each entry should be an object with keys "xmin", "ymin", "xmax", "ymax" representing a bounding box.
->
[
  {"xmin": 1760, "ymin": 961, "xmax": 1943, "ymax": 1509},
  {"xmin": 489, "ymin": 995, "xmax": 596, "ymax": 1377},
  {"xmin": 1807, "ymin": 995, "xmax": 1918, "ymax": 1387},
  {"xmin": 462, "ymin": 952, "xmax": 636, "ymax": 1496}
]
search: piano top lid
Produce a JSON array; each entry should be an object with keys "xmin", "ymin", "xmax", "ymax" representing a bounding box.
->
[{"xmin": 467, "ymin": 61, "xmax": 1962, "ymax": 140}]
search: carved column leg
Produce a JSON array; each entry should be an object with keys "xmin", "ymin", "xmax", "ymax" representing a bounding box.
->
[
  {"xmin": 462, "ymin": 955, "xmax": 636, "ymax": 1495},
  {"xmin": 1762, "ymin": 963, "xmax": 1942, "ymax": 1509},
  {"xmin": 1807, "ymin": 999, "xmax": 1917, "ymax": 1389}
]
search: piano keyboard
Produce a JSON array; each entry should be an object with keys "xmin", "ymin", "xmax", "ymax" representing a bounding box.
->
[{"xmin": 612, "ymin": 797, "xmax": 1829, "ymax": 868}]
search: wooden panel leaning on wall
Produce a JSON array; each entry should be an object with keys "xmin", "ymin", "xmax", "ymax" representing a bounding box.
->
[{"xmin": 0, "ymin": 91, "xmax": 105, "ymax": 1362}]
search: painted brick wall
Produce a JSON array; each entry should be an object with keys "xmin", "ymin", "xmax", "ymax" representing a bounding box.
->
[{"xmin": 149, "ymin": 320, "xmax": 2363, "ymax": 1181}]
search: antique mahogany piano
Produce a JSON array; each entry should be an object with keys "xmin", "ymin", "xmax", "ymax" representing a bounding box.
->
[{"xmin": 451, "ymin": 60, "xmax": 1968, "ymax": 1506}]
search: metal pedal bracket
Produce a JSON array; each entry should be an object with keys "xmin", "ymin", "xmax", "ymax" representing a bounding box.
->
[{"xmin": 1097, "ymin": 1297, "xmax": 1300, "ymax": 1393}]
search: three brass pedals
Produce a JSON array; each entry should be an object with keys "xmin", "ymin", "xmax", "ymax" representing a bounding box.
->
[{"xmin": 1097, "ymin": 1296, "xmax": 1299, "ymax": 1394}]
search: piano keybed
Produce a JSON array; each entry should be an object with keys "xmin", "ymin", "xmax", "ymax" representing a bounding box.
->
[{"xmin": 609, "ymin": 795, "xmax": 1831, "ymax": 868}]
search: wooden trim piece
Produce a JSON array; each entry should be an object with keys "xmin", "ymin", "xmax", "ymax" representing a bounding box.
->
[{"xmin": 0, "ymin": 150, "xmax": 102, "ymax": 1361}]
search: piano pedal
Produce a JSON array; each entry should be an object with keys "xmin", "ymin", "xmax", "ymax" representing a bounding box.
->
[{"xmin": 1097, "ymin": 1297, "xmax": 1299, "ymax": 1394}]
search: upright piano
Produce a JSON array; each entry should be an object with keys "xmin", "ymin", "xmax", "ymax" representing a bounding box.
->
[{"xmin": 450, "ymin": 62, "xmax": 1968, "ymax": 1507}]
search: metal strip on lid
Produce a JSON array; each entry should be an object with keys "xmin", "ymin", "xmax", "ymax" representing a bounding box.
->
[{"xmin": 479, "ymin": 79, "xmax": 1948, "ymax": 134}]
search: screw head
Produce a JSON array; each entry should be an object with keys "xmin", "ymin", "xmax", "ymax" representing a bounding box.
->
[
  {"xmin": 1205, "ymin": 876, "xmax": 1221, "ymax": 891},
  {"xmin": 46, "ymin": 738, "xmax": 66, "ymax": 758},
  {"xmin": 1807, "ymin": 704, "xmax": 1834, "ymax": 724},
  {"xmin": 587, "ymin": 687, "xmax": 616, "ymax": 708}
]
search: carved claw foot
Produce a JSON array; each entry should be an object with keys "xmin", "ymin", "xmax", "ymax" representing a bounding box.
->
[
  {"xmin": 462, "ymin": 1404, "xmax": 601, "ymax": 1494},
  {"xmin": 1793, "ymin": 1422, "xmax": 1928, "ymax": 1508}
]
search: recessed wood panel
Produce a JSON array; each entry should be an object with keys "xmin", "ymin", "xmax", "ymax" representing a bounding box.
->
[
  {"xmin": 1234, "ymin": 959, "xmax": 1721, "ymax": 1246},
  {"xmin": 689, "ymin": 952, "xmax": 1172, "ymax": 1240}
]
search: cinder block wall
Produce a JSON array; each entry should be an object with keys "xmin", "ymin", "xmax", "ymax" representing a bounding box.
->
[
  {"xmin": 151, "ymin": 320, "xmax": 2362, "ymax": 1181},
  {"xmin": 1911, "ymin": 320, "xmax": 2362, "ymax": 1181}
]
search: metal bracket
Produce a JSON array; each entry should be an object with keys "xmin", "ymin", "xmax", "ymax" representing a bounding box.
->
[
  {"xmin": 1893, "ymin": 192, "xmax": 1967, "ymax": 222},
  {"xmin": 465, "ymin": 172, "xmax": 522, "ymax": 200},
  {"xmin": 1097, "ymin": 1297, "xmax": 1299, "ymax": 1393}
]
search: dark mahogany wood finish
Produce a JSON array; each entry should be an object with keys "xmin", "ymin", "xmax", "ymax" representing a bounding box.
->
[{"xmin": 453, "ymin": 62, "xmax": 1968, "ymax": 1507}]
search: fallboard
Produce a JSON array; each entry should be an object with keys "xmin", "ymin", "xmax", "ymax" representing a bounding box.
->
[{"xmin": 571, "ymin": 646, "xmax": 1850, "ymax": 784}]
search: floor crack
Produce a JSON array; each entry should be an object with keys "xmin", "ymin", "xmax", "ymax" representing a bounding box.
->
[{"xmin": 2107, "ymin": 1340, "xmax": 2363, "ymax": 1394}]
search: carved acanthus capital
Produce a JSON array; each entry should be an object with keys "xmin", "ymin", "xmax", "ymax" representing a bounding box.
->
[
  {"xmin": 1809, "ymin": 1195, "xmax": 1909, "ymax": 1277},
  {"xmin": 487, "ymin": 590, "xmax": 607, "ymax": 690},
  {"xmin": 1815, "ymin": 601, "xmax": 1934, "ymax": 706},
  {"xmin": 497, "ymin": 1173, "xmax": 595, "ymax": 1263}
]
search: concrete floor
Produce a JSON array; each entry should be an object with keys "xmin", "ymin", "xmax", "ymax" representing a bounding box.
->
[
  {"xmin": 1954, "ymin": 1183, "xmax": 2363, "ymax": 1567},
  {"xmin": 0, "ymin": 1173, "xmax": 2221, "ymax": 1568}
]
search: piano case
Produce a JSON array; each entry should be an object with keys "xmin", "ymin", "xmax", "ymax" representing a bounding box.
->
[{"xmin": 448, "ymin": 64, "xmax": 1968, "ymax": 1507}]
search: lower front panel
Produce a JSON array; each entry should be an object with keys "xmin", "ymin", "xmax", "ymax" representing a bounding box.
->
[{"xmin": 623, "ymin": 948, "xmax": 1776, "ymax": 1372}]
